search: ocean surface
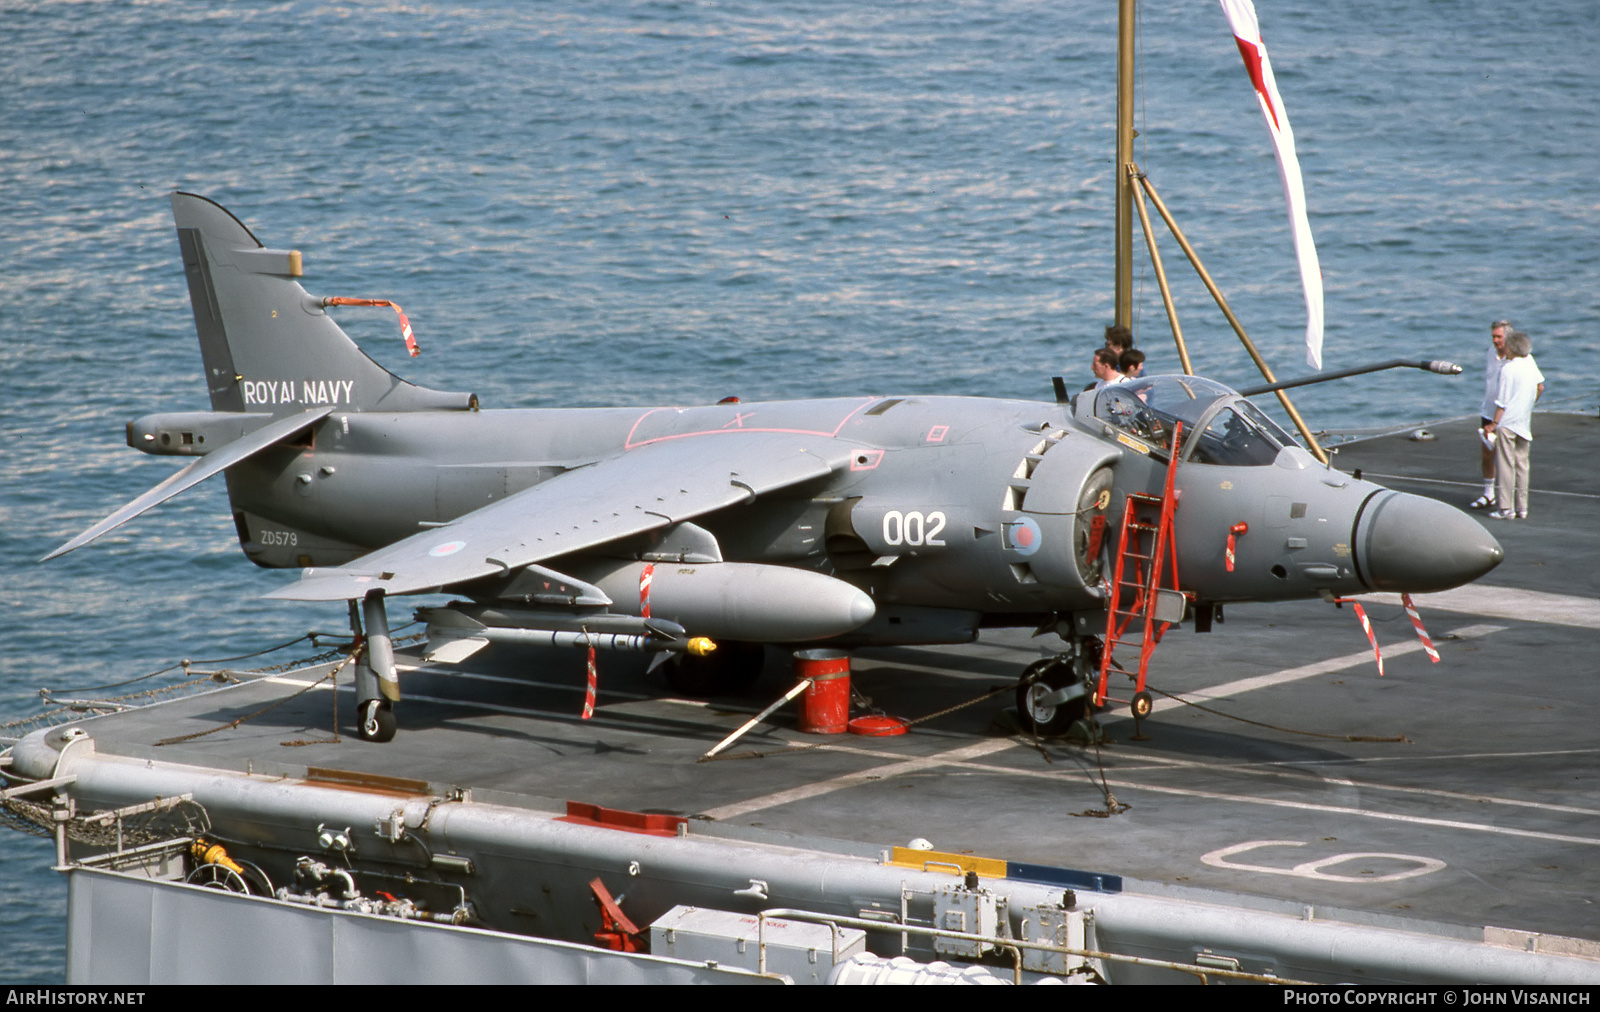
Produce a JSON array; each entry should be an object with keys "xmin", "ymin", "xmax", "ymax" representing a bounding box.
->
[{"xmin": 2, "ymin": 0, "xmax": 1596, "ymax": 982}]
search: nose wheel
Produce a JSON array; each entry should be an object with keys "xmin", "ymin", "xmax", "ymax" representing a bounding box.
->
[{"xmin": 1016, "ymin": 658, "xmax": 1090, "ymax": 738}]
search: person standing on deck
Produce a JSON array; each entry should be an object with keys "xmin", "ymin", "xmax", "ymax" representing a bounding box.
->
[
  {"xmin": 1485, "ymin": 331, "xmax": 1544, "ymax": 520},
  {"xmin": 1471, "ymin": 319, "xmax": 1511, "ymax": 509}
]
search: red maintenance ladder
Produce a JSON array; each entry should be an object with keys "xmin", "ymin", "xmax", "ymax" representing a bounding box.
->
[{"xmin": 1096, "ymin": 421, "xmax": 1187, "ymax": 721}]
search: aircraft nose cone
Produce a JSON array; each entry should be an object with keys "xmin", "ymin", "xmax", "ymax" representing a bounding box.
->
[{"xmin": 1357, "ymin": 492, "xmax": 1503, "ymax": 593}]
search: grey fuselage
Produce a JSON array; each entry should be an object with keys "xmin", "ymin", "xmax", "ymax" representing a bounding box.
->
[
  {"xmin": 134, "ymin": 382, "xmax": 1498, "ymax": 649},
  {"xmin": 81, "ymin": 194, "xmax": 1500, "ymax": 657}
]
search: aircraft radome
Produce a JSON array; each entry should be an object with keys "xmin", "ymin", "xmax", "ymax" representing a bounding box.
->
[{"xmin": 45, "ymin": 194, "xmax": 1504, "ymax": 742}]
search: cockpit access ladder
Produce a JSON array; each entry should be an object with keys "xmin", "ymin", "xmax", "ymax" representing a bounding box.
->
[{"xmin": 1097, "ymin": 421, "xmax": 1186, "ymax": 720}]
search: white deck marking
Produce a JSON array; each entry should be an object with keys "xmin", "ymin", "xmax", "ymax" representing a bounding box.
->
[
  {"xmin": 263, "ymin": 676, "xmax": 340, "ymax": 691},
  {"xmin": 812, "ymin": 739, "xmax": 1600, "ymax": 820},
  {"xmin": 264, "ymin": 675, "xmax": 766, "ymax": 725},
  {"xmin": 773, "ymin": 738, "xmax": 1600, "ymax": 846},
  {"xmin": 1081, "ymin": 776, "xmax": 1600, "ymax": 847},
  {"xmin": 703, "ymin": 738, "xmax": 1600, "ymax": 846},
  {"xmin": 1201, "ymin": 841, "xmax": 1446, "ymax": 883},
  {"xmin": 263, "ymin": 677, "xmax": 650, "ymax": 723},
  {"xmin": 407, "ymin": 666, "xmax": 656, "ymax": 701},
  {"xmin": 938, "ymin": 758, "xmax": 1600, "ymax": 846},
  {"xmin": 273, "ymin": 624, "xmax": 1562, "ymax": 842},
  {"xmin": 1359, "ymin": 471, "xmax": 1600, "ymax": 501},
  {"xmin": 1105, "ymin": 750, "xmax": 1600, "ymax": 818},
  {"xmin": 698, "ymin": 739, "xmax": 1015, "ymax": 820},
  {"xmin": 696, "ymin": 625, "xmax": 1507, "ymax": 820},
  {"xmin": 1359, "ymin": 585, "xmax": 1600, "ymax": 630},
  {"xmin": 1116, "ymin": 623, "xmax": 1503, "ymax": 716}
]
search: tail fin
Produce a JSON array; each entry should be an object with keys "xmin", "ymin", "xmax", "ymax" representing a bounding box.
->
[{"xmin": 172, "ymin": 193, "xmax": 475, "ymax": 416}]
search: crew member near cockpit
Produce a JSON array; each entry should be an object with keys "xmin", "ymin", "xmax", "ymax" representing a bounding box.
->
[
  {"xmin": 1120, "ymin": 348, "xmax": 1145, "ymax": 380},
  {"xmin": 1091, "ymin": 348, "xmax": 1127, "ymax": 391}
]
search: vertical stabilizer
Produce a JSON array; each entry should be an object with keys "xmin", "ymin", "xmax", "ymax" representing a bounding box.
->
[{"xmin": 172, "ymin": 193, "xmax": 475, "ymax": 416}]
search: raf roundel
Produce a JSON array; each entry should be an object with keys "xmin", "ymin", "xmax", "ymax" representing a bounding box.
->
[
  {"xmin": 428, "ymin": 540, "xmax": 467, "ymax": 558},
  {"xmin": 1003, "ymin": 517, "xmax": 1043, "ymax": 557}
]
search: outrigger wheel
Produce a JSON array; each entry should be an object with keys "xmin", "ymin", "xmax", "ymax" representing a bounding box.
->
[{"xmin": 359, "ymin": 699, "xmax": 397, "ymax": 743}]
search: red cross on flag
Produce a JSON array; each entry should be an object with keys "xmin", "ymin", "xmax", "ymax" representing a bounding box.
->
[{"xmin": 1220, "ymin": 0, "xmax": 1325, "ymax": 370}]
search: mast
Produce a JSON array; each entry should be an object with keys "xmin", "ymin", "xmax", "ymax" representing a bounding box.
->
[
  {"xmin": 1114, "ymin": 0, "xmax": 1135, "ymax": 329},
  {"xmin": 1110, "ymin": 0, "xmax": 1329, "ymax": 463}
]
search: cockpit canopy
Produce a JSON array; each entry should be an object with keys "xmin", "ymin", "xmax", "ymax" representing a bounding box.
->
[{"xmin": 1089, "ymin": 375, "xmax": 1299, "ymax": 466}]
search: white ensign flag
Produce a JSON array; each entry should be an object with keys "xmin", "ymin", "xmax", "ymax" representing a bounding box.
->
[{"xmin": 1220, "ymin": 0, "xmax": 1325, "ymax": 370}]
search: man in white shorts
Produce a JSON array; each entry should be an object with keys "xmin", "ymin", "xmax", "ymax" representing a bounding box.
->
[{"xmin": 1470, "ymin": 319, "xmax": 1510, "ymax": 509}]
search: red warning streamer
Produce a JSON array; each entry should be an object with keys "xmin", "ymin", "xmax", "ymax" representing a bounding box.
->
[
  {"xmin": 1401, "ymin": 593, "xmax": 1440, "ymax": 663},
  {"xmin": 322, "ymin": 297, "xmax": 420, "ymax": 357},
  {"xmin": 639, "ymin": 563, "xmax": 654, "ymax": 619},
  {"xmin": 1333, "ymin": 598, "xmax": 1384, "ymax": 677},
  {"xmin": 1225, "ymin": 521, "xmax": 1248, "ymax": 572},
  {"xmin": 581, "ymin": 645, "xmax": 598, "ymax": 720}
]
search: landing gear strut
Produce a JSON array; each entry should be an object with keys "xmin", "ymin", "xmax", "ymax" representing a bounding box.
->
[{"xmin": 353, "ymin": 591, "xmax": 403, "ymax": 742}]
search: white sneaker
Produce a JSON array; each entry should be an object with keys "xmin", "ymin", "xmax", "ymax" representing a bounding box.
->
[{"xmin": 1487, "ymin": 509, "xmax": 1515, "ymax": 520}]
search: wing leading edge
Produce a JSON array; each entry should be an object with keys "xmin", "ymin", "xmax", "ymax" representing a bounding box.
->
[{"xmin": 267, "ymin": 431, "xmax": 852, "ymax": 601}]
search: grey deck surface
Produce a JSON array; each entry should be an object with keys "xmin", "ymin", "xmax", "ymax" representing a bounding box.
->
[{"xmin": 73, "ymin": 412, "xmax": 1600, "ymax": 945}]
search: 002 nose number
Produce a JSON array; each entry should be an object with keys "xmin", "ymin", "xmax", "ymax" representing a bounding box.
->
[{"xmin": 881, "ymin": 510, "xmax": 946, "ymax": 547}]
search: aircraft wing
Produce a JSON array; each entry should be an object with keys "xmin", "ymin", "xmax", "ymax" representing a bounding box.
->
[
  {"xmin": 267, "ymin": 431, "xmax": 850, "ymax": 601},
  {"xmin": 42, "ymin": 406, "xmax": 337, "ymax": 562}
]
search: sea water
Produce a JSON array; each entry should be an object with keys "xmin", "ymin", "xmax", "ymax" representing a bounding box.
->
[{"xmin": 2, "ymin": 0, "xmax": 1596, "ymax": 981}]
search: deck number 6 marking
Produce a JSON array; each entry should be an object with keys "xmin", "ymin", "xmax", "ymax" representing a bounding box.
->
[{"xmin": 882, "ymin": 510, "xmax": 946, "ymax": 547}]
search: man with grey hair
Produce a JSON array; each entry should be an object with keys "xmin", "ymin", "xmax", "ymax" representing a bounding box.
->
[
  {"xmin": 1484, "ymin": 330, "xmax": 1545, "ymax": 520},
  {"xmin": 1470, "ymin": 319, "xmax": 1511, "ymax": 509}
]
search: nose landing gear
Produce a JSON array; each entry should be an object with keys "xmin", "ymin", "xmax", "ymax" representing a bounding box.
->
[{"xmin": 1016, "ymin": 635, "xmax": 1104, "ymax": 741}]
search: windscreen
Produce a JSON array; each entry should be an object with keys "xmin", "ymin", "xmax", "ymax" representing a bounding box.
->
[{"xmin": 1093, "ymin": 375, "xmax": 1296, "ymax": 465}]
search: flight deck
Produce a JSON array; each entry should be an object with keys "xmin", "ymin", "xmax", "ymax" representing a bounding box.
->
[{"xmin": 7, "ymin": 412, "xmax": 1600, "ymax": 982}]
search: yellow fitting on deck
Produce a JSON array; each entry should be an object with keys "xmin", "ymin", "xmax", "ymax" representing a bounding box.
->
[{"xmin": 191, "ymin": 839, "xmax": 245, "ymax": 876}]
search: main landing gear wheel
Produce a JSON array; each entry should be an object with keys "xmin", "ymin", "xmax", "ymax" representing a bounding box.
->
[
  {"xmin": 359, "ymin": 699, "xmax": 397, "ymax": 743},
  {"xmin": 1016, "ymin": 658, "xmax": 1089, "ymax": 738},
  {"xmin": 664, "ymin": 641, "xmax": 766, "ymax": 697},
  {"xmin": 1131, "ymin": 690, "xmax": 1153, "ymax": 721}
]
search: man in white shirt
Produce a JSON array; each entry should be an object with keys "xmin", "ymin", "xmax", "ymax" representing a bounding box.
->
[
  {"xmin": 1485, "ymin": 331, "xmax": 1545, "ymax": 520},
  {"xmin": 1470, "ymin": 319, "xmax": 1510, "ymax": 509},
  {"xmin": 1091, "ymin": 347, "xmax": 1128, "ymax": 392}
]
